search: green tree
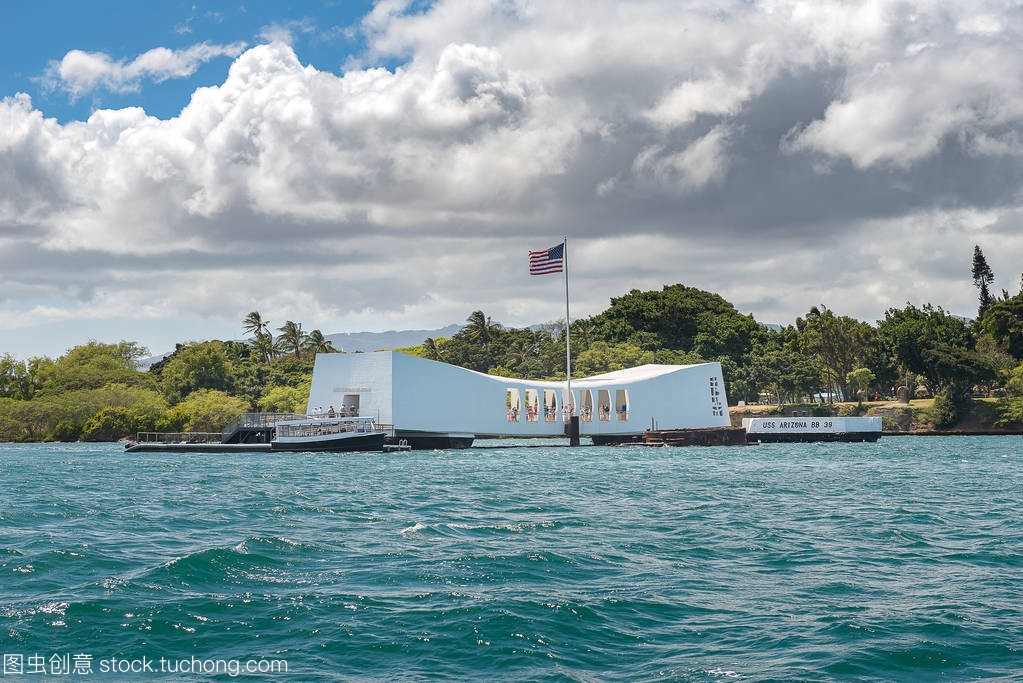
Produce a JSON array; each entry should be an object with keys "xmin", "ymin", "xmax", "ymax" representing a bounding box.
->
[
  {"xmin": 437, "ymin": 312, "xmax": 507, "ymax": 373},
  {"xmin": 464, "ymin": 311, "xmax": 499, "ymax": 349},
  {"xmin": 996, "ymin": 362, "xmax": 1023, "ymax": 426},
  {"xmin": 250, "ymin": 330, "xmax": 277, "ymax": 366},
  {"xmin": 796, "ymin": 306, "xmax": 877, "ymax": 401},
  {"xmin": 164, "ymin": 389, "xmax": 249, "ymax": 433},
  {"xmin": 919, "ymin": 344, "xmax": 995, "ymax": 396},
  {"xmin": 8, "ymin": 399, "xmax": 61, "ymax": 440},
  {"xmin": 257, "ymin": 384, "xmax": 310, "ymax": 413},
  {"xmin": 224, "ymin": 340, "xmax": 252, "ymax": 363},
  {"xmin": 158, "ymin": 341, "xmax": 235, "ymax": 403},
  {"xmin": 879, "ymin": 303, "xmax": 994, "ymax": 424},
  {"xmin": 302, "ymin": 329, "xmax": 337, "ymax": 356},
  {"xmin": 81, "ymin": 407, "xmax": 136, "ymax": 442},
  {"xmin": 972, "ymin": 245, "xmax": 995, "ymax": 319},
  {"xmin": 754, "ymin": 345, "xmax": 821, "ymax": 405},
  {"xmin": 35, "ymin": 341, "xmax": 150, "ymax": 395},
  {"xmin": 242, "ymin": 311, "xmax": 278, "ymax": 365},
  {"xmin": 574, "ymin": 341, "xmax": 655, "ymax": 376},
  {"xmin": 979, "ymin": 293, "xmax": 1023, "ymax": 360},
  {"xmin": 587, "ymin": 284, "xmax": 763, "ymax": 366},
  {"xmin": 0, "ymin": 398, "xmax": 20, "ymax": 441},
  {"xmin": 878, "ymin": 303, "xmax": 975, "ymax": 393},
  {"xmin": 242, "ymin": 311, "xmax": 270, "ymax": 338},
  {"xmin": 0, "ymin": 383, "xmax": 166, "ymax": 441},
  {"xmin": 845, "ymin": 368, "xmax": 877, "ymax": 405},
  {"xmin": 62, "ymin": 384, "xmax": 168, "ymax": 440},
  {"xmin": 276, "ymin": 321, "xmax": 306, "ymax": 359},
  {"xmin": 0, "ymin": 353, "xmax": 32, "ymax": 400},
  {"xmin": 421, "ymin": 338, "xmax": 444, "ymax": 361}
]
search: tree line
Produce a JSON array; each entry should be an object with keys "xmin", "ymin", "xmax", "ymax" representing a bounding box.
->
[
  {"xmin": 0, "ymin": 315, "xmax": 336, "ymax": 442},
  {"xmin": 2, "ymin": 246, "xmax": 1022, "ymax": 441}
]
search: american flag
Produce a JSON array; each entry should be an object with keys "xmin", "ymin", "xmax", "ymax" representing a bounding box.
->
[{"xmin": 529, "ymin": 242, "xmax": 564, "ymax": 275}]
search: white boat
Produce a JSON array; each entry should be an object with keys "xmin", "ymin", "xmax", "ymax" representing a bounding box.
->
[{"xmin": 270, "ymin": 416, "xmax": 387, "ymax": 452}]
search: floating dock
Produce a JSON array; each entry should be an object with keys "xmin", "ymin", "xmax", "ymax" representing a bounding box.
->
[{"xmin": 124, "ymin": 442, "xmax": 271, "ymax": 453}]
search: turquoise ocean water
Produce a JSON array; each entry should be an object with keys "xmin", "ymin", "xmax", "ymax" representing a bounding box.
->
[{"xmin": 1, "ymin": 438, "xmax": 1021, "ymax": 681}]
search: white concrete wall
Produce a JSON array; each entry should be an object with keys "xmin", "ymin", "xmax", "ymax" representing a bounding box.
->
[
  {"xmin": 307, "ymin": 351, "xmax": 731, "ymax": 437},
  {"xmin": 630, "ymin": 363, "xmax": 731, "ymax": 431},
  {"xmin": 307, "ymin": 352, "xmax": 393, "ymax": 424},
  {"xmin": 391, "ymin": 352, "xmax": 527, "ymax": 435}
]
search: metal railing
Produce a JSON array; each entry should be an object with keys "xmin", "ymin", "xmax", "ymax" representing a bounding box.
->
[
  {"xmin": 276, "ymin": 418, "xmax": 379, "ymax": 439},
  {"xmin": 221, "ymin": 413, "xmax": 306, "ymax": 437},
  {"xmin": 134, "ymin": 432, "xmax": 224, "ymax": 444}
]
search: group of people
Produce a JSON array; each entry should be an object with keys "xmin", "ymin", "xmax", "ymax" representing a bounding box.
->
[
  {"xmin": 505, "ymin": 396, "xmax": 626, "ymax": 423},
  {"xmin": 505, "ymin": 402, "xmax": 628, "ymax": 423},
  {"xmin": 583, "ymin": 404, "xmax": 627, "ymax": 421},
  {"xmin": 506, "ymin": 405, "xmax": 557, "ymax": 422},
  {"xmin": 310, "ymin": 405, "xmax": 358, "ymax": 418}
]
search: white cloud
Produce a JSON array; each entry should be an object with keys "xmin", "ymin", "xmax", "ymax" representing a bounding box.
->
[
  {"xmin": 644, "ymin": 77, "xmax": 751, "ymax": 131},
  {"xmin": 5, "ymin": 0, "xmax": 1023, "ymax": 358},
  {"xmin": 778, "ymin": 0, "xmax": 1023, "ymax": 167},
  {"xmin": 786, "ymin": 42, "xmax": 1023, "ymax": 168},
  {"xmin": 47, "ymin": 41, "xmax": 248, "ymax": 97},
  {"xmin": 633, "ymin": 125, "xmax": 733, "ymax": 190}
]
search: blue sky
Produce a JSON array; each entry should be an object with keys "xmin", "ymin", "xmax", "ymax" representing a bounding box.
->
[
  {"xmin": 4, "ymin": 1, "xmax": 374, "ymax": 122},
  {"xmin": 3, "ymin": 1, "xmax": 1023, "ymax": 360}
]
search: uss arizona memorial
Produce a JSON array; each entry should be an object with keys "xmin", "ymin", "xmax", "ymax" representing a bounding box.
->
[{"xmin": 306, "ymin": 351, "xmax": 732, "ymax": 448}]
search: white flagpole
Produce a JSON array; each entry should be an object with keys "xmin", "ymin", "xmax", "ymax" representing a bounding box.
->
[{"xmin": 563, "ymin": 237, "xmax": 573, "ymax": 416}]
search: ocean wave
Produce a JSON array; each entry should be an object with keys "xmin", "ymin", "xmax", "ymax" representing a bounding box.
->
[
  {"xmin": 136, "ymin": 536, "xmax": 324, "ymax": 588},
  {"xmin": 401, "ymin": 520, "xmax": 565, "ymax": 538},
  {"xmin": 1, "ymin": 600, "xmax": 70, "ymax": 631},
  {"xmin": 449, "ymin": 520, "xmax": 563, "ymax": 534}
]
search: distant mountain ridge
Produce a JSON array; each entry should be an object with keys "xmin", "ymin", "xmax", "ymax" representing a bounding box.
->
[{"xmin": 324, "ymin": 324, "xmax": 462, "ymax": 353}]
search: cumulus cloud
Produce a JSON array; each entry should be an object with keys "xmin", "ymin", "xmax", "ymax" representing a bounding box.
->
[
  {"xmin": 5, "ymin": 0, "xmax": 1023, "ymax": 357},
  {"xmin": 632, "ymin": 125, "xmax": 733, "ymax": 191},
  {"xmin": 46, "ymin": 41, "xmax": 248, "ymax": 97},
  {"xmin": 786, "ymin": 43, "xmax": 1023, "ymax": 168}
]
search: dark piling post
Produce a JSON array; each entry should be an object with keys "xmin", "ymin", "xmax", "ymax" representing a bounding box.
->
[{"xmin": 568, "ymin": 415, "xmax": 580, "ymax": 446}]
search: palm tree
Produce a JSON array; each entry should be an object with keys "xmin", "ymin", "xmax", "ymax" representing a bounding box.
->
[
  {"xmin": 464, "ymin": 310, "xmax": 498, "ymax": 349},
  {"xmin": 242, "ymin": 311, "xmax": 270, "ymax": 338},
  {"xmin": 302, "ymin": 329, "xmax": 337, "ymax": 356},
  {"xmin": 251, "ymin": 330, "xmax": 276, "ymax": 366},
  {"xmin": 422, "ymin": 338, "xmax": 443, "ymax": 361},
  {"xmin": 244, "ymin": 312, "xmax": 275, "ymax": 364},
  {"xmin": 277, "ymin": 321, "xmax": 306, "ymax": 359}
]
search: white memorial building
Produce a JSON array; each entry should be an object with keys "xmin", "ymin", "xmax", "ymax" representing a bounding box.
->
[{"xmin": 306, "ymin": 351, "xmax": 731, "ymax": 448}]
